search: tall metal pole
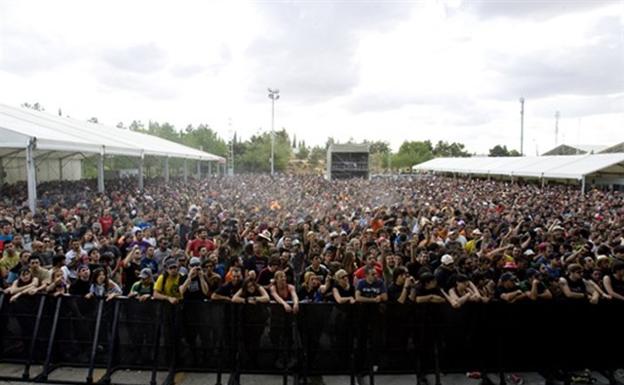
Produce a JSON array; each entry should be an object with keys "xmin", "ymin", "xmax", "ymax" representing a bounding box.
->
[
  {"xmin": 271, "ymin": 96, "xmax": 275, "ymax": 175},
  {"xmin": 520, "ymin": 97, "xmax": 525, "ymax": 156},
  {"xmin": 555, "ymin": 111, "xmax": 560, "ymax": 147},
  {"xmin": 228, "ymin": 118, "xmax": 234, "ymax": 176},
  {"xmin": 268, "ymin": 88, "xmax": 280, "ymax": 176}
]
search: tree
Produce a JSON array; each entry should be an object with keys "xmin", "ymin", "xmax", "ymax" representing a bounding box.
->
[
  {"xmin": 180, "ymin": 124, "xmax": 227, "ymax": 157},
  {"xmin": 292, "ymin": 134, "xmax": 297, "ymax": 148},
  {"xmin": 489, "ymin": 145, "xmax": 521, "ymax": 157},
  {"xmin": 236, "ymin": 129, "xmax": 292, "ymax": 172},
  {"xmin": 21, "ymin": 102, "xmax": 44, "ymax": 111},
  {"xmin": 392, "ymin": 140, "xmax": 434, "ymax": 168},
  {"xmin": 308, "ymin": 146, "xmax": 326, "ymax": 168},
  {"xmin": 295, "ymin": 144, "xmax": 310, "ymax": 160},
  {"xmin": 129, "ymin": 120, "xmax": 145, "ymax": 131},
  {"xmin": 432, "ymin": 140, "xmax": 471, "ymax": 157}
]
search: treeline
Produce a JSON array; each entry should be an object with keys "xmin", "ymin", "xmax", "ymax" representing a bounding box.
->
[{"xmin": 22, "ymin": 102, "xmax": 523, "ymax": 174}]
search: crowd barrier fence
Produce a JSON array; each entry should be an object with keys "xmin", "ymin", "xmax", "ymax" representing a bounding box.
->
[{"xmin": 0, "ymin": 293, "xmax": 622, "ymax": 385}]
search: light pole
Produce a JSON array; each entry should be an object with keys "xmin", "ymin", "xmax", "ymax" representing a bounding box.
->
[
  {"xmin": 268, "ymin": 88, "xmax": 280, "ymax": 175},
  {"xmin": 519, "ymin": 97, "xmax": 525, "ymax": 156}
]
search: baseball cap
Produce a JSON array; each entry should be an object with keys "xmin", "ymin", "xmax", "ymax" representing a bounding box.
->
[
  {"xmin": 441, "ymin": 254, "xmax": 454, "ymax": 266},
  {"xmin": 189, "ymin": 257, "xmax": 201, "ymax": 267},
  {"xmin": 139, "ymin": 268, "xmax": 153, "ymax": 279}
]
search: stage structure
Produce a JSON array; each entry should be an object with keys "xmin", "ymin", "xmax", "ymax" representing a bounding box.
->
[{"xmin": 326, "ymin": 143, "xmax": 370, "ymax": 180}]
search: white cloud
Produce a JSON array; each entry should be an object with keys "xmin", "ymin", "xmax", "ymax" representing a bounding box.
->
[{"xmin": 0, "ymin": 0, "xmax": 621, "ymax": 156}]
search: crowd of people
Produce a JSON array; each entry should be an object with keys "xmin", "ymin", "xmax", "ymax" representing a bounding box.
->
[{"xmin": 1, "ymin": 174, "xmax": 624, "ymax": 310}]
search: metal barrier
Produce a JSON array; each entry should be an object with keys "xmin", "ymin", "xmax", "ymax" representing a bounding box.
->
[{"xmin": 0, "ymin": 292, "xmax": 622, "ymax": 385}]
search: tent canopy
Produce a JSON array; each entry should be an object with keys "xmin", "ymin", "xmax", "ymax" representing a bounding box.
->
[
  {"xmin": 0, "ymin": 103, "xmax": 224, "ymax": 162},
  {"xmin": 412, "ymin": 154, "xmax": 624, "ymax": 180}
]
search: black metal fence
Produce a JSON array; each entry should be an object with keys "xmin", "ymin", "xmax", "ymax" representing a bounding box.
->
[{"xmin": 0, "ymin": 293, "xmax": 622, "ymax": 385}]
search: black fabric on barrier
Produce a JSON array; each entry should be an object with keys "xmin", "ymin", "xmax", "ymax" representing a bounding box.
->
[{"xmin": 0, "ymin": 295, "xmax": 623, "ymax": 382}]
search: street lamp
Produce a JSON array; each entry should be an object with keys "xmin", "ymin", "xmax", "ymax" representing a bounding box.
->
[
  {"xmin": 519, "ymin": 97, "xmax": 525, "ymax": 156},
  {"xmin": 268, "ymin": 88, "xmax": 280, "ymax": 175}
]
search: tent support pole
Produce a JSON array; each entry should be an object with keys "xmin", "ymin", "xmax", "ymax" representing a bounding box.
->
[
  {"xmin": 581, "ymin": 176, "xmax": 586, "ymax": 194},
  {"xmin": 58, "ymin": 159, "xmax": 63, "ymax": 181},
  {"xmin": 0, "ymin": 157, "xmax": 4, "ymax": 193},
  {"xmin": 97, "ymin": 153, "xmax": 105, "ymax": 193},
  {"xmin": 207, "ymin": 161, "xmax": 212, "ymax": 176},
  {"xmin": 26, "ymin": 138, "xmax": 37, "ymax": 214},
  {"xmin": 138, "ymin": 153, "xmax": 144, "ymax": 191},
  {"xmin": 197, "ymin": 160, "xmax": 202, "ymax": 179},
  {"xmin": 183, "ymin": 159, "xmax": 188, "ymax": 183},
  {"xmin": 164, "ymin": 157, "xmax": 170, "ymax": 183}
]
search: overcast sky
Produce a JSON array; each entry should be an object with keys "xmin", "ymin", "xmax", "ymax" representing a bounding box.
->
[{"xmin": 0, "ymin": 0, "xmax": 622, "ymax": 155}]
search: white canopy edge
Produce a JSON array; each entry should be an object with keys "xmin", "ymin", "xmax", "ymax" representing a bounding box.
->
[
  {"xmin": 412, "ymin": 153, "xmax": 624, "ymax": 180},
  {"xmin": 0, "ymin": 103, "xmax": 224, "ymax": 162}
]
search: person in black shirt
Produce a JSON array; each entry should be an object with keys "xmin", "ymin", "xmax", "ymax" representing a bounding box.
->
[
  {"xmin": 332, "ymin": 269, "xmax": 356, "ymax": 304},
  {"xmin": 414, "ymin": 272, "xmax": 447, "ymax": 303},
  {"xmin": 212, "ymin": 267, "xmax": 243, "ymax": 301},
  {"xmin": 603, "ymin": 261, "xmax": 624, "ymax": 300},
  {"xmin": 180, "ymin": 257, "xmax": 209, "ymax": 301},
  {"xmin": 69, "ymin": 265, "xmax": 91, "ymax": 296},
  {"xmin": 520, "ymin": 269, "xmax": 552, "ymax": 301},
  {"xmin": 387, "ymin": 266, "xmax": 415, "ymax": 304},
  {"xmin": 257, "ymin": 256, "xmax": 280, "ymax": 288},
  {"xmin": 559, "ymin": 263, "xmax": 598, "ymax": 304},
  {"xmin": 495, "ymin": 272, "xmax": 527, "ymax": 303}
]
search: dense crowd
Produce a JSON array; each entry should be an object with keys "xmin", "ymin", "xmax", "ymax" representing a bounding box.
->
[{"xmin": 1, "ymin": 175, "xmax": 624, "ymax": 310}]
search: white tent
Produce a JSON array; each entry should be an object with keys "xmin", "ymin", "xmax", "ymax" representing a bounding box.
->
[
  {"xmin": 412, "ymin": 154, "xmax": 624, "ymax": 189},
  {"xmin": 0, "ymin": 103, "xmax": 226, "ymax": 212}
]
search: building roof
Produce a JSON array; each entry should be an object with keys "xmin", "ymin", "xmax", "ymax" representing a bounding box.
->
[
  {"xmin": 328, "ymin": 143, "xmax": 370, "ymax": 153},
  {"xmin": 412, "ymin": 154, "xmax": 624, "ymax": 180},
  {"xmin": 542, "ymin": 144, "xmax": 609, "ymax": 155},
  {"xmin": 0, "ymin": 103, "xmax": 225, "ymax": 162}
]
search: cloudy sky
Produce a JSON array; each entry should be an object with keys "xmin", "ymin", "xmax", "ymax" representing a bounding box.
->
[{"xmin": 0, "ymin": 0, "xmax": 622, "ymax": 155}]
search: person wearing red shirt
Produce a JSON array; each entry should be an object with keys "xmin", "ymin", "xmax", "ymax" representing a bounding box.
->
[
  {"xmin": 99, "ymin": 209, "xmax": 114, "ymax": 236},
  {"xmin": 185, "ymin": 228, "xmax": 215, "ymax": 258},
  {"xmin": 353, "ymin": 253, "xmax": 383, "ymax": 284}
]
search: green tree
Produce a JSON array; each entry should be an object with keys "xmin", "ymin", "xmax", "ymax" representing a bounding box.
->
[
  {"xmin": 308, "ymin": 146, "xmax": 326, "ymax": 168},
  {"xmin": 432, "ymin": 140, "xmax": 471, "ymax": 157},
  {"xmin": 392, "ymin": 140, "xmax": 434, "ymax": 168},
  {"xmin": 295, "ymin": 144, "xmax": 310, "ymax": 160},
  {"xmin": 236, "ymin": 129, "xmax": 292, "ymax": 173},
  {"xmin": 489, "ymin": 145, "xmax": 521, "ymax": 157},
  {"xmin": 21, "ymin": 102, "xmax": 45, "ymax": 111},
  {"xmin": 180, "ymin": 124, "xmax": 227, "ymax": 157}
]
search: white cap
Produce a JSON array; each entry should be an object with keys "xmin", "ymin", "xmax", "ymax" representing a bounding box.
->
[{"xmin": 441, "ymin": 254, "xmax": 454, "ymax": 266}]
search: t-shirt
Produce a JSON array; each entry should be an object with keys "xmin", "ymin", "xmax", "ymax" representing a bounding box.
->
[
  {"xmin": 183, "ymin": 276, "xmax": 206, "ymax": 301},
  {"xmin": 140, "ymin": 257, "xmax": 159, "ymax": 274},
  {"xmin": 356, "ymin": 279, "xmax": 387, "ymax": 298},
  {"xmin": 187, "ymin": 238, "xmax": 215, "ymax": 257},
  {"xmin": 0, "ymin": 253, "xmax": 20, "ymax": 271},
  {"xmin": 69, "ymin": 278, "xmax": 91, "ymax": 296},
  {"xmin": 122, "ymin": 261, "xmax": 141, "ymax": 294},
  {"xmin": 130, "ymin": 281, "xmax": 154, "ymax": 296},
  {"xmin": 353, "ymin": 263, "xmax": 383, "ymax": 281},
  {"xmin": 332, "ymin": 284, "xmax": 355, "ymax": 302},
  {"xmin": 257, "ymin": 268, "xmax": 275, "ymax": 287},
  {"xmin": 387, "ymin": 283, "xmax": 406, "ymax": 302},
  {"xmin": 154, "ymin": 274, "xmax": 182, "ymax": 299},
  {"xmin": 214, "ymin": 281, "xmax": 242, "ymax": 298}
]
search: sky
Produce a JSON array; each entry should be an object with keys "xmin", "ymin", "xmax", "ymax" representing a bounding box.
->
[{"xmin": 0, "ymin": 0, "xmax": 622, "ymax": 155}]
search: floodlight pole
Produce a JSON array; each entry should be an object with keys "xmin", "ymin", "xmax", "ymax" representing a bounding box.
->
[
  {"xmin": 520, "ymin": 97, "xmax": 525, "ymax": 156},
  {"xmin": 268, "ymin": 88, "xmax": 280, "ymax": 176}
]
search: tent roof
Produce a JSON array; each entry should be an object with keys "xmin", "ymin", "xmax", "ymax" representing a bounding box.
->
[
  {"xmin": 412, "ymin": 154, "xmax": 624, "ymax": 180},
  {"xmin": 0, "ymin": 104, "xmax": 224, "ymax": 162}
]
